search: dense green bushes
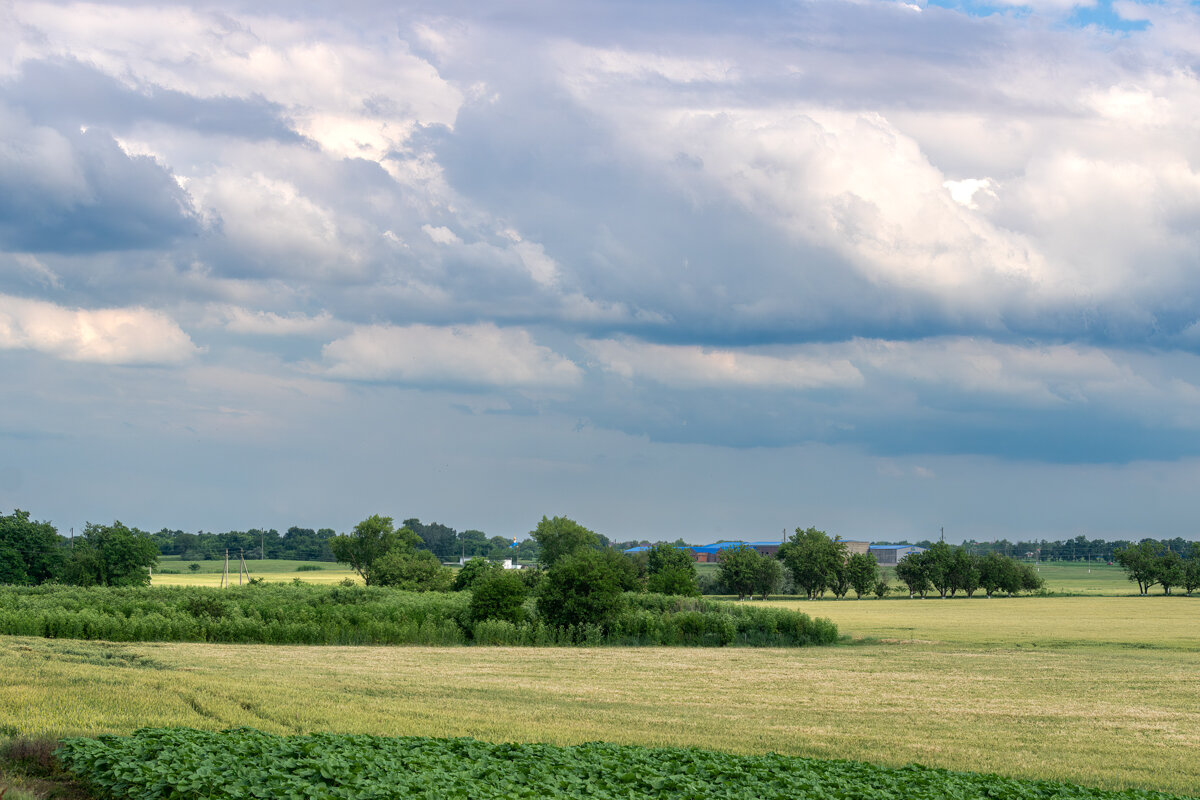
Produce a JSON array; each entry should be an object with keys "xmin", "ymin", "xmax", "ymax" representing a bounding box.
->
[{"xmin": 0, "ymin": 584, "xmax": 837, "ymax": 648}]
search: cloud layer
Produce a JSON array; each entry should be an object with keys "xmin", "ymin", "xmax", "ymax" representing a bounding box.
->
[{"xmin": 3, "ymin": 0, "xmax": 1200, "ymax": 539}]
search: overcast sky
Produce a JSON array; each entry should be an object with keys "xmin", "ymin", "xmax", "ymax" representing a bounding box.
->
[{"xmin": 3, "ymin": 0, "xmax": 1200, "ymax": 544}]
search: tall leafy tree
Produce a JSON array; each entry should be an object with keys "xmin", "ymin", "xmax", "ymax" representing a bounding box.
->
[
  {"xmin": 716, "ymin": 545, "xmax": 762, "ymax": 601},
  {"xmin": 846, "ymin": 552, "xmax": 879, "ymax": 599},
  {"xmin": 0, "ymin": 509, "xmax": 64, "ymax": 585},
  {"xmin": 530, "ymin": 516, "xmax": 601, "ymax": 568},
  {"xmin": 331, "ymin": 515, "xmax": 420, "ymax": 586},
  {"xmin": 536, "ymin": 549, "xmax": 633, "ymax": 632},
  {"xmin": 1114, "ymin": 541, "xmax": 1161, "ymax": 595},
  {"xmin": 62, "ymin": 521, "xmax": 158, "ymax": 587},
  {"xmin": 754, "ymin": 556, "xmax": 783, "ymax": 601},
  {"xmin": 777, "ymin": 527, "xmax": 846, "ymax": 599},
  {"xmin": 895, "ymin": 552, "xmax": 931, "ymax": 598},
  {"xmin": 645, "ymin": 543, "xmax": 700, "ymax": 597}
]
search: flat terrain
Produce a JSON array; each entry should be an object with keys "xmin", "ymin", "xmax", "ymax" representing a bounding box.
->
[
  {"xmin": 751, "ymin": 595, "xmax": 1200, "ymax": 649},
  {"xmin": 152, "ymin": 558, "xmax": 360, "ymax": 586},
  {"xmin": 4, "ymin": 593, "xmax": 1199, "ymax": 795}
]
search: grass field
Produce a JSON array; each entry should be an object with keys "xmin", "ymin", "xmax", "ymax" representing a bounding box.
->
[
  {"xmin": 751, "ymin": 595, "xmax": 1200, "ymax": 649},
  {"xmin": 152, "ymin": 558, "xmax": 360, "ymax": 586},
  {"xmin": 2, "ymin": 631, "xmax": 1196, "ymax": 795}
]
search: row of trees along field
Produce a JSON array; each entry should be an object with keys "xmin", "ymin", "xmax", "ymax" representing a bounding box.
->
[
  {"xmin": 150, "ymin": 519, "xmax": 546, "ymax": 563},
  {"xmin": 705, "ymin": 530, "xmax": 1046, "ymax": 601},
  {"xmin": 1113, "ymin": 539, "xmax": 1200, "ymax": 595}
]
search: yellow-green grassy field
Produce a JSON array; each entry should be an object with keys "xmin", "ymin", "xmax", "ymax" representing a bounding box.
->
[
  {"xmin": 752, "ymin": 595, "xmax": 1200, "ymax": 649},
  {"xmin": 2, "ymin": 636, "xmax": 1197, "ymax": 795},
  {"xmin": 4, "ymin": 592, "xmax": 1200, "ymax": 795},
  {"xmin": 151, "ymin": 558, "xmax": 360, "ymax": 586}
]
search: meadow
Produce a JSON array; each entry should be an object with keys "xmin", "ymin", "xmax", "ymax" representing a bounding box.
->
[
  {"xmin": 152, "ymin": 557, "xmax": 359, "ymax": 586},
  {"xmin": 3, "ymin": 591, "xmax": 1198, "ymax": 795}
]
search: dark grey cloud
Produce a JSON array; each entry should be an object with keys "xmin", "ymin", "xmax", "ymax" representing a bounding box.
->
[{"xmin": 0, "ymin": 109, "xmax": 199, "ymax": 253}]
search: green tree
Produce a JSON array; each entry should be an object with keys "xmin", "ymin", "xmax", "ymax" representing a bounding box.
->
[
  {"xmin": 0, "ymin": 509, "xmax": 64, "ymax": 585},
  {"xmin": 846, "ymin": 552, "xmax": 879, "ymax": 599},
  {"xmin": 754, "ymin": 556, "xmax": 783, "ymax": 601},
  {"xmin": 1182, "ymin": 546, "xmax": 1200, "ymax": 596},
  {"xmin": 923, "ymin": 542, "xmax": 955, "ymax": 599},
  {"xmin": 61, "ymin": 521, "xmax": 158, "ymax": 587},
  {"xmin": 778, "ymin": 527, "xmax": 846, "ymax": 599},
  {"xmin": 373, "ymin": 549, "xmax": 452, "ymax": 592},
  {"xmin": 895, "ymin": 552, "xmax": 931, "ymax": 598},
  {"xmin": 1019, "ymin": 562, "xmax": 1044, "ymax": 594},
  {"xmin": 947, "ymin": 549, "xmax": 981, "ymax": 598},
  {"xmin": 531, "ymin": 516, "xmax": 601, "ymax": 568},
  {"xmin": 467, "ymin": 570, "xmax": 529, "ymax": 625},
  {"xmin": 716, "ymin": 545, "xmax": 761, "ymax": 601},
  {"xmin": 452, "ymin": 556, "xmax": 501, "ymax": 591},
  {"xmin": 1114, "ymin": 541, "xmax": 1160, "ymax": 595},
  {"xmin": 645, "ymin": 543, "xmax": 699, "ymax": 597},
  {"xmin": 978, "ymin": 552, "xmax": 1014, "ymax": 598},
  {"xmin": 1154, "ymin": 550, "xmax": 1185, "ymax": 596},
  {"xmin": 536, "ymin": 549, "xmax": 631, "ymax": 632},
  {"xmin": 330, "ymin": 515, "xmax": 420, "ymax": 586},
  {"xmin": 872, "ymin": 574, "xmax": 891, "ymax": 598}
]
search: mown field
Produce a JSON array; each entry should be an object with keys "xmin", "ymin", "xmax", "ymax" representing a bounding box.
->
[
  {"xmin": 751, "ymin": 595, "xmax": 1200, "ymax": 649},
  {"xmin": 3, "ymin": 591, "xmax": 1198, "ymax": 795}
]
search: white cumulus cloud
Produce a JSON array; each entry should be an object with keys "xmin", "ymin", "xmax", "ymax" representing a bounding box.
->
[
  {"xmin": 0, "ymin": 294, "xmax": 197, "ymax": 364},
  {"xmin": 322, "ymin": 323, "xmax": 582, "ymax": 389}
]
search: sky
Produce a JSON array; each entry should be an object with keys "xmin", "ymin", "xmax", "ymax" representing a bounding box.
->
[{"xmin": 2, "ymin": 0, "xmax": 1200, "ymax": 545}]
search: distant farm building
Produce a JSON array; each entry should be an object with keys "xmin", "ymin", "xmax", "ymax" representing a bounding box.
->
[
  {"xmin": 868, "ymin": 544, "xmax": 926, "ymax": 565},
  {"xmin": 841, "ymin": 541, "xmax": 870, "ymax": 556}
]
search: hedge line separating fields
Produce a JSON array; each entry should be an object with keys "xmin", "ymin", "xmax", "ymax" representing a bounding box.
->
[
  {"xmin": 57, "ymin": 727, "xmax": 1193, "ymax": 800},
  {"xmin": 0, "ymin": 584, "xmax": 837, "ymax": 647}
]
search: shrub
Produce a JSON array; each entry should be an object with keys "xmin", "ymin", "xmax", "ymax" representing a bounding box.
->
[
  {"xmin": 373, "ymin": 551, "xmax": 453, "ymax": 592},
  {"xmin": 536, "ymin": 550, "xmax": 630, "ymax": 633},
  {"xmin": 452, "ymin": 557, "xmax": 501, "ymax": 591},
  {"xmin": 467, "ymin": 570, "xmax": 528, "ymax": 626}
]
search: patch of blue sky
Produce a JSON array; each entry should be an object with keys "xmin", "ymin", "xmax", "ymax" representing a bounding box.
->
[{"xmin": 924, "ymin": 0, "xmax": 1150, "ymax": 31}]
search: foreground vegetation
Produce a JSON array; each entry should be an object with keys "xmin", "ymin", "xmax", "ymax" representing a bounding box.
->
[
  {"xmin": 57, "ymin": 727, "xmax": 1193, "ymax": 800},
  {"xmin": 3, "ymin": 630, "xmax": 1197, "ymax": 795},
  {"xmin": 0, "ymin": 584, "xmax": 837, "ymax": 647}
]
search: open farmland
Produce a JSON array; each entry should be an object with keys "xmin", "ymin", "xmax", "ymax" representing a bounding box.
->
[
  {"xmin": 152, "ymin": 558, "xmax": 360, "ymax": 586},
  {"xmin": 3, "ymin": 623, "xmax": 1198, "ymax": 795},
  {"xmin": 750, "ymin": 595, "xmax": 1200, "ymax": 649}
]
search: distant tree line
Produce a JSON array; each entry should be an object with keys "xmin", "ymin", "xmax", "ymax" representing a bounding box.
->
[
  {"xmin": 150, "ymin": 519, "xmax": 542, "ymax": 564},
  {"xmin": 927, "ymin": 535, "xmax": 1195, "ymax": 563}
]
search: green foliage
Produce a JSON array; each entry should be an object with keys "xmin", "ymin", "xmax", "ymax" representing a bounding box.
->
[
  {"xmin": 57, "ymin": 727, "xmax": 1190, "ymax": 800},
  {"xmin": 1114, "ymin": 541, "xmax": 1161, "ymax": 596},
  {"xmin": 330, "ymin": 515, "xmax": 399, "ymax": 586},
  {"xmin": 452, "ymin": 557, "xmax": 501, "ymax": 591},
  {"xmin": 0, "ymin": 509, "xmax": 63, "ymax": 585},
  {"xmin": 777, "ymin": 527, "xmax": 846, "ymax": 599},
  {"xmin": 645, "ymin": 542, "xmax": 699, "ymax": 596},
  {"xmin": 61, "ymin": 521, "xmax": 158, "ymax": 587},
  {"xmin": 537, "ymin": 549, "xmax": 631, "ymax": 632},
  {"xmin": 372, "ymin": 550, "xmax": 452, "ymax": 592},
  {"xmin": 715, "ymin": 545, "xmax": 761, "ymax": 600},
  {"xmin": 846, "ymin": 552, "xmax": 879, "ymax": 599},
  {"xmin": 530, "ymin": 516, "xmax": 601, "ymax": 568},
  {"xmin": 895, "ymin": 552, "xmax": 932, "ymax": 598},
  {"xmin": 0, "ymin": 582, "xmax": 837, "ymax": 648},
  {"xmin": 466, "ymin": 570, "xmax": 528, "ymax": 625},
  {"xmin": 754, "ymin": 556, "xmax": 782, "ymax": 600},
  {"xmin": 647, "ymin": 566, "xmax": 701, "ymax": 597}
]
